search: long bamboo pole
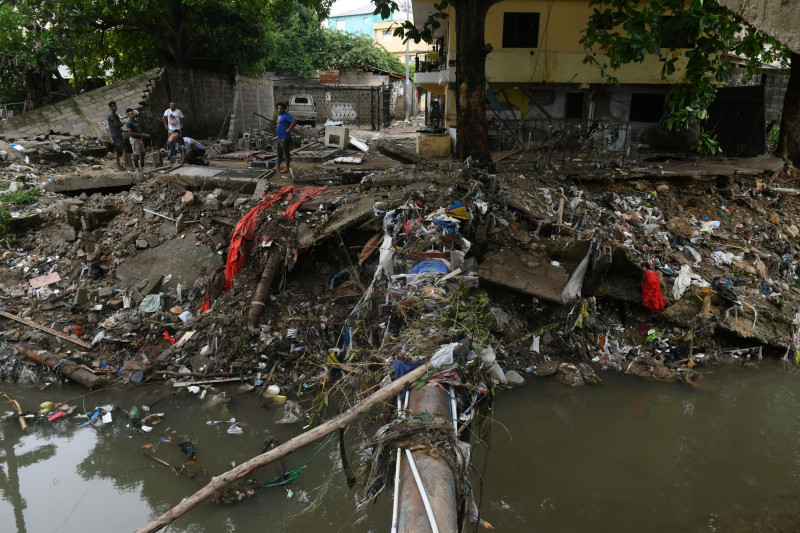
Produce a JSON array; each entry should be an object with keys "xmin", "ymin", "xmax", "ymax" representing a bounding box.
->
[{"xmin": 135, "ymin": 363, "xmax": 431, "ymax": 533}]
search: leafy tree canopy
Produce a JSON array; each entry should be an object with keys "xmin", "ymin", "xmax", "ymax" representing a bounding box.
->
[
  {"xmin": 262, "ymin": 2, "xmax": 405, "ymax": 78},
  {"xmin": 580, "ymin": 0, "xmax": 789, "ymax": 154}
]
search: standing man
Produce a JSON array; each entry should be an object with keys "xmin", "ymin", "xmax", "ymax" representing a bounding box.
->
[
  {"xmin": 178, "ymin": 136, "xmax": 207, "ymax": 166},
  {"xmin": 275, "ymin": 102, "xmax": 296, "ymax": 174},
  {"xmin": 163, "ymin": 102, "xmax": 185, "ymax": 157},
  {"xmin": 107, "ymin": 101, "xmax": 131, "ymax": 171},
  {"xmin": 126, "ymin": 108, "xmax": 150, "ymax": 170}
]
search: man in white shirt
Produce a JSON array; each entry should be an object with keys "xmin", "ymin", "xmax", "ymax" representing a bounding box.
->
[{"xmin": 163, "ymin": 102, "xmax": 185, "ymax": 157}]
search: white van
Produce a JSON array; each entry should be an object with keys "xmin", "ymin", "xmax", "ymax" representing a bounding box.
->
[{"xmin": 288, "ymin": 94, "xmax": 317, "ymax": 127}]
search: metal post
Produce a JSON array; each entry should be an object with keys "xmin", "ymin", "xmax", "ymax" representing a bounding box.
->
[{"xmin": 404, "ymin": 0, "xmax": 411, "ymax": 121}]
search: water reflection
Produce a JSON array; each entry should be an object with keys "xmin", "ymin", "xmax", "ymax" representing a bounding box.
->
[{"xmin": 4, "ymin": 364, "xmax": 800, "ymax": 532}]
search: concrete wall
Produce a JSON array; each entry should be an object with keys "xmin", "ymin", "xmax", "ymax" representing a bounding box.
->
[
  {"xmin": 0, "ymin": 68, "xmax": 162, "ymax": 140},
  {"xmin": 141, "ymin": 68, "xmax": 235, "ymax": 146},
  {"xmin": 228, "ymin": 75, "xmax": 275, "ymax": 141},
  {"xmin": 763, "ymin": 71, "xmax": 789, "ymax": 123},
  {"xmin": 0, "ymin": 67, "xmax": 236, "ymax": 147},
  {"xmin": 719, "ymin": 0, "xmax": 800, "ymax": 54}
]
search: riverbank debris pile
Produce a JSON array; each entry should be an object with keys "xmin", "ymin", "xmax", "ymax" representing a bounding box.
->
[{"xmin": 0, "ymin": 126, "xmax": 797, "ymax": 395}]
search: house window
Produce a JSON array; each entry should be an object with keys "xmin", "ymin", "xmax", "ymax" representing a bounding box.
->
[
  {"xmin": 383, "ymin": 29, "xmax": 393, "ymax": 42},
  {"xmin": 659, "ymin": 16, "xmax": 694, "ymax": 49},
  {"xmin": 336, "ymin": 19, "xmax": 346, "ymax": 30},
  {"xmin": 502, "ymin": 12, "xmax": 540, "ymax": 48},
  {"xmin": 629, "ymin": 93, "xmax": 666, "ymax": 122},
  {"xmin": 565, "ymin": 92, "xmax": 584, "ymax": 119}
]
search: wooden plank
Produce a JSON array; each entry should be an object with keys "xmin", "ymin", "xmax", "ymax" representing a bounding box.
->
[{"xmin": 0, "ymin": 309, "xmax": 92, "ymax": 349}]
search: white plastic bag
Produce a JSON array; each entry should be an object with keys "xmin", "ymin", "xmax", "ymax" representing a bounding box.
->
[{"xmin": 561, "ymin": 250, "xmax": 591, "ymax": 303}]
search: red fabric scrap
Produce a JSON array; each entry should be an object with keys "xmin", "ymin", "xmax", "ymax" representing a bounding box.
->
[
  {"xmin": 224, "ymin": 186, "xmax": 294, "ymax": 291},
  {"xmin": 283, "ymin": 186, "xmax": 327, "ymax": 220},
  {"xmin": 641, "ymin": 269, "xmax": 667, "ymax": 313}
]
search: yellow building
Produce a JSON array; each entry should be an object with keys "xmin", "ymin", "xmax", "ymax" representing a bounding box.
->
[
  {"xmin": 373, "ymin": 20, "xmax": 429, "ymax": 66},
  {"xmin": 413, "ymin": 0, "xmax": 695, "ymax": 149}
]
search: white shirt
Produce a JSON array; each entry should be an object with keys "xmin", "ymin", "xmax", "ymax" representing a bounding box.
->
[{"xmin": 164, "ymin": 108, "xmax": 184, "ymax": 131}]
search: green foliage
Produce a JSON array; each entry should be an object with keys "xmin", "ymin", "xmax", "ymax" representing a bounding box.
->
[
  {"xmin": 0, "ymin": 2, "xmax": 62, "ymax": 102},
  {"xmin": 262, "ymin": 2, "xmax": 404, "ymax": 77},
  {"xmin": 580, "ymin": 0, "xmax": 790, "ymax": 155},
  {"xmin": 0, "ymin": 206, "xmax": 10, "ymax": 241},
  {"xmin": 0, "ymin": 188, "xmax": 41, "ymax": 205}
]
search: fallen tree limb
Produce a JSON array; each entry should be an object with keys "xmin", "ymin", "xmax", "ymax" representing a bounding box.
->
[
  {"xmin": 135, "ymin": 363, "xmax": 430, "ymax": 533},
  {"xmin": 0, "ymin": 392, "xmax": 28, "ymax": 431},
  {"xmin": 24, "ymin": 348, "xmax": 106, "ymax": 389}
]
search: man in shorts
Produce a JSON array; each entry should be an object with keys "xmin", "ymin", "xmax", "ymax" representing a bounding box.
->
[
  {"xmin": 107, "ymin": 101, "xmax": 131, "ymax": 171},
  {"xmin": 163, "ymin": 102, "xmax": 185, "ymax": 157},
  {"xmin": 275, "ymin": 102, "xmax": 297, "ymax": 173},
  {"xmin": 126, "ymin": 108, "xmax": 150, "ymax": 170}
]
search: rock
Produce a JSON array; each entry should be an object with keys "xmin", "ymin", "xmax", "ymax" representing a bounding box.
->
[
  {"xmin": 533, "ymin": 360, "xmax": 559, "ymax": 377},
  {"xmin": 504, "ymin": 370, "xmax": 526, "ymax": 386},
  {"xmin": 136, "ymin": 239, "xmax": 149, "ymax": 249},
  {"xmin": 787, "ymin": 224, "xmax": 799, "ymax": 238},
  {"xmin": 61, "ymin": 224, "xmax": 77, "ymax": 242},
  {"xmin": 74, "ymin": 287, "xmax": 89, "ymax": 306},
  {"xmin": 146, "ymin": 234, "xmax": 160, "ymax": 248},
  {"xmin": 98, "ymin": 287, "xmax": 113, "ymax": 298},
  {"xmin": 181, "ymin": 191, "xmax": 195, "ymax": 206},
  {"xmin": 768, "ymin": 212, "xmax": 781, "ymax": 224}
]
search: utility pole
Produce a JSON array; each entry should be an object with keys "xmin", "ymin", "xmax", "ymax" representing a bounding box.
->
[{"xmin": 404, "ymin": 0, "xmax": 411, "ymax": 121}]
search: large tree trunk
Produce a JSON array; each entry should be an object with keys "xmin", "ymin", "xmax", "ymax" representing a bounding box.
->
[
  {"xmin": 778, "ymin": 52, "xmax": 800, "ymax": 167},
  {"xmin": 453, "ymin": 1, "xmax": 499, "ymax": 165}
]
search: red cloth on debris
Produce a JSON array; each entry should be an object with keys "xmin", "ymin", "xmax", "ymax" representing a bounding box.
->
[
  {"xmin": 641, "ymin": 269, "xmax": 667, "ymax": 313},
  {"xmin": 224, "ymin": 186, "xmax": 294, "ymax": 291},
  {"xmin": 283, "ymin": 186, "xmax": 327, "ymax": 220}
]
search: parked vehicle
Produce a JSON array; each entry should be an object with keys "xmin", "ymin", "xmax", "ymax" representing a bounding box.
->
[{"xmin": 288, "ymin": 94, "xmax": 317, "ymax": 127}]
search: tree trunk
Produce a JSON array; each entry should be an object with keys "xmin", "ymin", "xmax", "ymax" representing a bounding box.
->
[
  {"xmin": 778, "ymin": 52, "xmax": 800, "ymax": 167},
  {"xmin": 453, "ymin": 1, "xmax": 499, "ymax": 165}
]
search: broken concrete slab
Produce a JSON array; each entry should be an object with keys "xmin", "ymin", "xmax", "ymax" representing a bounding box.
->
[
  {"xmin": 115, "ymin": 233, "xmax": 222, "ymax": 292},
  {"xmin": 44, "ymin": 174, "xmax": 136, "ymax": 194},
  {"xmin": 478, "ymin": 249, "xmax": 569, "ymax": 303},
  {"xmin": 375, "ymin": 139, "xmax": 420, "ymax": 164}
]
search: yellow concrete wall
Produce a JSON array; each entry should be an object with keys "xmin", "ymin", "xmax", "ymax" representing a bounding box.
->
[
  {"xmin": 484, "ymin": 0, "xmax": 688, "ymax": 84},
  {"xmin": 373, "ymin": 20, "xmax": 429, "ymax": 64}
]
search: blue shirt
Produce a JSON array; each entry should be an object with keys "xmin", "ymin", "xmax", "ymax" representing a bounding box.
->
[
  {"xmin": 183, "ymin": 138, "xmax": 204, "ymax": 151},
  {"xmin": 276, "ymin": 112, "xmax": 296, "ymax": 139}
]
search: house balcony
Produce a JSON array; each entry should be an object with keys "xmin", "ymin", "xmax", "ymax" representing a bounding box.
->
[{"xmin": 414, "ymin": 69, "xmax": 453, "ymax": 96}]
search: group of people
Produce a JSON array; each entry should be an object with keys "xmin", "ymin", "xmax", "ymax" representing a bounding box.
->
[
  {"xmin": 106, "ymin": 100, "xmax": 206, "ymax": 171},
  {"xmin": 107, "ymin": 100, "xmax": 298, "ymax": 172}
]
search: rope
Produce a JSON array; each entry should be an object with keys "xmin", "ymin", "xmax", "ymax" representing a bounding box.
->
[
  {"xmin": 52, "ymin": 360, "xmax": 65, "ymax": 376},
  {"xmin": 253, "ymin": 431, "xmax": 337, "ymax": 489}
]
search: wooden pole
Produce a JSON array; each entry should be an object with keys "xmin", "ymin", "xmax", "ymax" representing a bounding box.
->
[
  {"xmin": 0, "ymin": 392, "xmax": 28, "ymax": 431},
  {"xmin": 0, "ymin": 309, "xmax": 92, "ymax": 349},
  {"xmin": 135, "ymin": 363, "xmax": 431, "ymax": 533},
  {"xmin": 24, "ymin": 348, "xmax": 106, "ymax": 389}
]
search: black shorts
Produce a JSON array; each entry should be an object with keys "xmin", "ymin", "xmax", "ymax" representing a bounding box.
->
[{"xmin": 112, "ymin": 135, "xmax": 125, "ymax": 154}]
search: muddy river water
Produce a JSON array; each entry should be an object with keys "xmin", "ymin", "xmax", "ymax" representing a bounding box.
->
[{"xmin": 2, "ymin": 361, "xmax": 800, "ymax": 532}]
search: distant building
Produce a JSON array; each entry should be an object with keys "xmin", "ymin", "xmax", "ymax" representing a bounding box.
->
[{"xmin": 326, "ymin": 3, "xmax": 425, "ymax": 66}]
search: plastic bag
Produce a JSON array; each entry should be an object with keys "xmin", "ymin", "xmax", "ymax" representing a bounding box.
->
[
  {"xmin": 672, "ymin": 264, "xmax": 692, "ymax": 300},
  {"xmin": 561, "ymin": 250, "xmax": 591, "ymax": 303},
  {"xmin": 431, "ymin": 343, "xmax": 458, "ymax": 368},
  {"xmin": 642, "ymin": 269, "xmax": 667, "ymax": 312},
  {"xmin": 277, "ymin": 402, "xmax": 301, "ymax": 424},
  {"xmin": 478, "ymin": 346, "xmax": 507, "ymax": 384}
]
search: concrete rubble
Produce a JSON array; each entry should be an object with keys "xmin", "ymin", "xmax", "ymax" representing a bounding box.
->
[{"xmin": 0, "ymin": 119, "xmax": 797, "ymax": 395}]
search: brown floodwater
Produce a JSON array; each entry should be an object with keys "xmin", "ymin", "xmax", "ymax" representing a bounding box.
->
[{"xmin": 3, "ymin": 361, "xmax": 800, "ymax": 532}]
